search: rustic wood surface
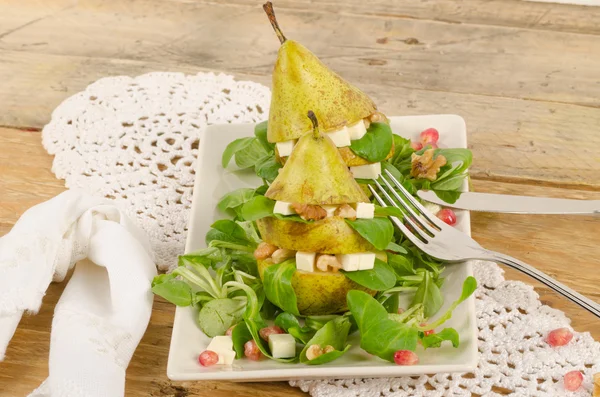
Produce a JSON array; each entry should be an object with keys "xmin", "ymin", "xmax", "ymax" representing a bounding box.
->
[{"xmin": 0, "ymin": 0, "xmax": 599, "ymax": 395}]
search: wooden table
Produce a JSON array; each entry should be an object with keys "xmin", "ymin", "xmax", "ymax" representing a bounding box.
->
[{"xmin": 1, "ymin": 0, "xmax": 599, "ymax": 395}]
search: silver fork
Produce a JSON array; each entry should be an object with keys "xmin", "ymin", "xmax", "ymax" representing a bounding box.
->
[{"xmin": 369, "ymin": 169, "xmax": 600, "ymax": 318}]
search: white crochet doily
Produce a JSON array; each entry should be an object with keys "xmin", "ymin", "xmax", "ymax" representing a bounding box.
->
[{"xmin": 42, "ymin": 72, "xmax": 599, "ymax": 396}]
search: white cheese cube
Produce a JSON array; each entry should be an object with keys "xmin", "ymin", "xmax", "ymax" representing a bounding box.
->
[
  {"xmin": 355, "ymin": 203, "xmax": 375, "ymax": 219},
  {"xmin": 276, "ymin": 140, "xmax": 297, "ymax": 157},
  {"xmin": 357, "ymin": 252, "xmax": 376, "ymax": 270},
  {"xmin": 268, "ymin": 333, "xmax": 296, "ymax": 358},
  {"xmin": 322, "ymin": 205, "xmax": 337, "ymax": 218},
  {"xmin": 338, "ymin": 254, "xmax": 361, "ymax": 272},
  {"xmin": 220, "ymin": 350, "xmax": 236, "ymax": 365},
  {"xmin": 296, "ymin": 251, "xmax": 316, "ymax": 272},
  {"xmin": 273, "ymin": 201, "xmax": 295, "ymax": 215},
  {"xmin": 206, "ymin": 335, "xmax": 235, "ymax": 365},
  {"xmin": 350, "ymin": 163, "xmax": 381, "ymax": 180},
  {"xmin": 326, "ymin": 127, "xmax": 351, "ymax": 147},
  {"xmin": 347, "ymin": 120, "xmax": 367, "ymax": 140}
]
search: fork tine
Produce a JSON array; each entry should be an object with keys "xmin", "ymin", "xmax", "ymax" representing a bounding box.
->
[
  {"xmin": 373, "ymin": 180, "xmax": 434, "ymax": 242},
  {"xmin": 378, "ymin": 176, "xmax": 439, "ymax": 236},
  {"xmin": 383, "ymin": 169, "xmax": 447, "ymax": 230},
  {"xmin": 368, "ymin": 185, "xmax": 429, "ymax": 251}
]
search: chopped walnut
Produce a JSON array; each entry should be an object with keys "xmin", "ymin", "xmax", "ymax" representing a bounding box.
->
[
  {"xmin": 334, "ymin": 204, "xmax": 357, "ymax": 220},
  {"xmin": 305, "ymin": 344, "xmax": 324, "ymax": 360},
  {"xmin": 315, "ymin": 254, "xmax": 342, "ymax": 272},
  {"xmin": 363, "ymin": 118, "xmax": 371, "ymax": 130},
  {"xmin": 253, "ymin": 242, "xmax": 278, "ymax": 260},
  {"xmin": 410, "ymin": 149, "xmax": 447, "ymax": 181},
  {"xmin": 291, "ymin": 203, "xmax": 327, "ymax": 221},
  {"xmin": 323, "ymin": 345, "xmax": 335, "ymax": 354},
  {"xmin": 271, "ymin": 248, "xmax": 295, "ymax": 264},
  {"xmin": 369, "ymin": 111, "xmax": 387, "ymax": 123},
  {"xmin": 594, "ymin": 373, "xmax": 600, "ymax": 397}
]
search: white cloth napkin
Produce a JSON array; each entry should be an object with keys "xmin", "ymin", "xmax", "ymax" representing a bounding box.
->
[{"xmin": 0, "ymin": 190, "xmax": 157, "ymax": 397}]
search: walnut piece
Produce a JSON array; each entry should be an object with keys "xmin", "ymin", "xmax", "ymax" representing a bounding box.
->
[
  {"xmin": 410, "ymin": 148, "xmax": 447, "ymax": 181},
  {"xmin": 305, "ymin": 344, "xmax": 323, "ymax": 360},
  {"xmin": 315, "ymin": 254, "xmax": 342, "ymax": 272},
  {"xmin": 253, "ymin": 242, "xmax": 278, "ymax": 260},
  {"xmin": 334, "ymin": 204, "xmax": 357, "ymax": 220},
  {"xmin": 594, "ymin": 373, "xmax": 600, "ymax": 397},
  {"xmin": 271, "ymin": 248, "xmax": 295, "ymax": 264},
  {"xmin": 322, "ymin": 345, "xmax": 335, "ymax": 354},
  {"xmin": 291, "ymin": 203, "xmax": 327, "ymax": 221}
]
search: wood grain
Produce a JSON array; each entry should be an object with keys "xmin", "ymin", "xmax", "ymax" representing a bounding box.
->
[{"xmin": 0, "ymin": 0, "xmax": 599, "ymax": 395}]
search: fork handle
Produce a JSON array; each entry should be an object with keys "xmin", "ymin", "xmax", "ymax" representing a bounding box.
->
[{"xmin": 487, "ymin": 251, "xmax": 600, "ymax": 318}]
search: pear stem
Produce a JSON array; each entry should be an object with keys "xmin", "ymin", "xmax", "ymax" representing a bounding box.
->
[
  {"xmin": 263, "ymin": 2, "xmax": 287, "ymax": 44},
  {"xmin": 307, "ymin": 111, "xmax": 320, "ymax": 138}
]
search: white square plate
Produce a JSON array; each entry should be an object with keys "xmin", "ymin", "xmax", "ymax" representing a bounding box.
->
[{"xmin": 167, "ymin": 114, "xmax": 478, "ymax": 381}]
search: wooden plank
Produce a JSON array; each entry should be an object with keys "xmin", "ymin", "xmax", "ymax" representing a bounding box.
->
[
  {"xmin": 0, "ymin": 127, "xmax": 599, "ymax": 395},
  {"xmin": 1, "ymin": 0, "xmax": 600, "ymax": 107},
  {"xmin": 1, "ymin": 50, "xmax": 599, "ymax": 188},
  {"xmin": 198, "ymin": 0, "xmax": 600, "ymax": 36}
]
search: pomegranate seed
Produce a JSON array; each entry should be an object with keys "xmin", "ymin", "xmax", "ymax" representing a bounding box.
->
[
  {"xmin": 564, "ymin": 371, "xmax": 583, "ymax": 391},
  {"xmin": 225, "ymin": 325, "xmax": 236, "ymax": 336},
  {"xmin": 411, "ymin": 141, "xmax": 423, "ymax": 151},
  {"xmin": 259, "ymin": 325, "xmax": 284, "ymax": 341},
  {"xmin": 420, "ymin": 128, "xmax": 439, "ymax": 144},
  {"xmin": 546, "ymin": 328, "xmax": 573, "ymax": 347},
  {"xmin": 423, "ymin": 142, "xmax": 438, "ymax": 149},
  {"xmin": 397, "ymin": 308, "xmax": 405, "ymax": 314},
  {"xmin": 437, "ymin": 209, "xmax": 457, "ymax": 226},
  {"xmin": 420, "ymin": 323, "xmax": 435, "ymax": 336},
  {"xmin": 394, "ymin": 350, "xmax": 419, "ymax": 365},
  {"xmin": 244, "ymin": 340, "xmax": 263, "ymax": 361},
  {"xmin": 198, "ymin": 350, "xmax": 219, "ymax": 367}
]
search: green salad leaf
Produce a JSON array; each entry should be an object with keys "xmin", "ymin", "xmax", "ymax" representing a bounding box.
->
[
  {"xmin": 346, "ymin": 217, "xmax": 394, "ymax": 250},
  {"xmin": 341, "ymin": 259, "xmax": 396, "ymax": 291},
  {"xmin": 235, "ymin": 139, "xmax": 269, "ymax": 169},
  {"xmin": 349, "ymin": 122, "xmax": 393, "ymax": 162},
  {"xmin": 411, "ymin": 270, "xmax": 443, "ymax": 318},
  {"xmin": 222, "ymin": 137, "xmax": 255, "ymax": 168},
  {"xmin": 217, "ymin": 188, "xmax": 256, "ymax": 216},
  {"xmin": 197, "ymin": 298, "xmax": 245, "ymax": 337},
  {"xmin": 151, "ymin": 273, "xmax": 193, "ymax": 306},
  {"xmin": 421, "ymin": 328, "xmax": 459, "ymax": 349},
  {"xmin": 241, "ymin": 195, "xmax": 275, "ymax": 221},
  {"xmin": 300, "ymin": 317, "xmax": 352, "ymax": 364},
  {"xmin": 275, "ymin": 312, "xmax": 315, "ymax": 344},
  {"xmin": 262, "ymin": 260, "xmax": 300, "ymax": 316},
  {"xmin": 254, "ymin": 121, "xmax": 274, "ymax": 151},
  {"xmin": 255, "ymin": 155, "xmax": 282, "ymax": 182},
  {"xmin": 347, "ymin": 290, "xmax": 419, "ymax": 362},
  {"xmin": 232, "ymin": 321, "xmax": 253, "ymax": 359}
]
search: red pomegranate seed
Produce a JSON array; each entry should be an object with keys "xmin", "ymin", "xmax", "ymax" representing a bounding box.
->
[
  {"xmin": 198, "ymin": 350, "xmax": 219, "ymax": 367},
  {"xmin": 411, "ymin": 141, "xmax": 423, "ymax": 151},
  {"xmin": 564, "ymin": 370, "xmax": 583, "ymax": 391},
  {"xmin": 546, "ymin": 328, "xmax": 573, "ymax": 347},
  {"xmin": 394, "ymin": 350, "xmax": 419, "ymax": 365},
  {"xmin": 420, "ymin": 128, "xmax": 439, "ymax": 144},
  {"xmin": 397, "ymin": 307, "xmax": 405, "ymax": 314},
  {"xmin": 420, "ymin": 323, "xmax": 435, "ymax": 336},
  {"xmin": 259, "ymin": 325, "xmax": 284, "ymax": 341},
  {"xmin": 437, "ymin": 209, "xmax": 457, "ymax": 226},
  {"xmin": 244, "ymin": 340, "xmax": 263, "ymax": 361}
]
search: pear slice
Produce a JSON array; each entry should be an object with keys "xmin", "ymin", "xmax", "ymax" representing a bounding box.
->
[
  {"xmin": 262, "ymin": 2, "xmax": 377, "ymax": 143},
  {"xmin": 258, "ymin": 258, "xmax": 375, "ymax": 315},
  {"xmin": 265, "ymin": 111, "xmax": 369, "ymax": 205}
]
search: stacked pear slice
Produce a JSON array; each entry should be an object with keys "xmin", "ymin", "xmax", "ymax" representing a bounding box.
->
[
  {"xmin": 262, "ymin": 2, "xmax": 394, "ymax": 173},
  {"xmin": 256, "ymin": 112, "xmax": 383, "ymax": 315}
]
